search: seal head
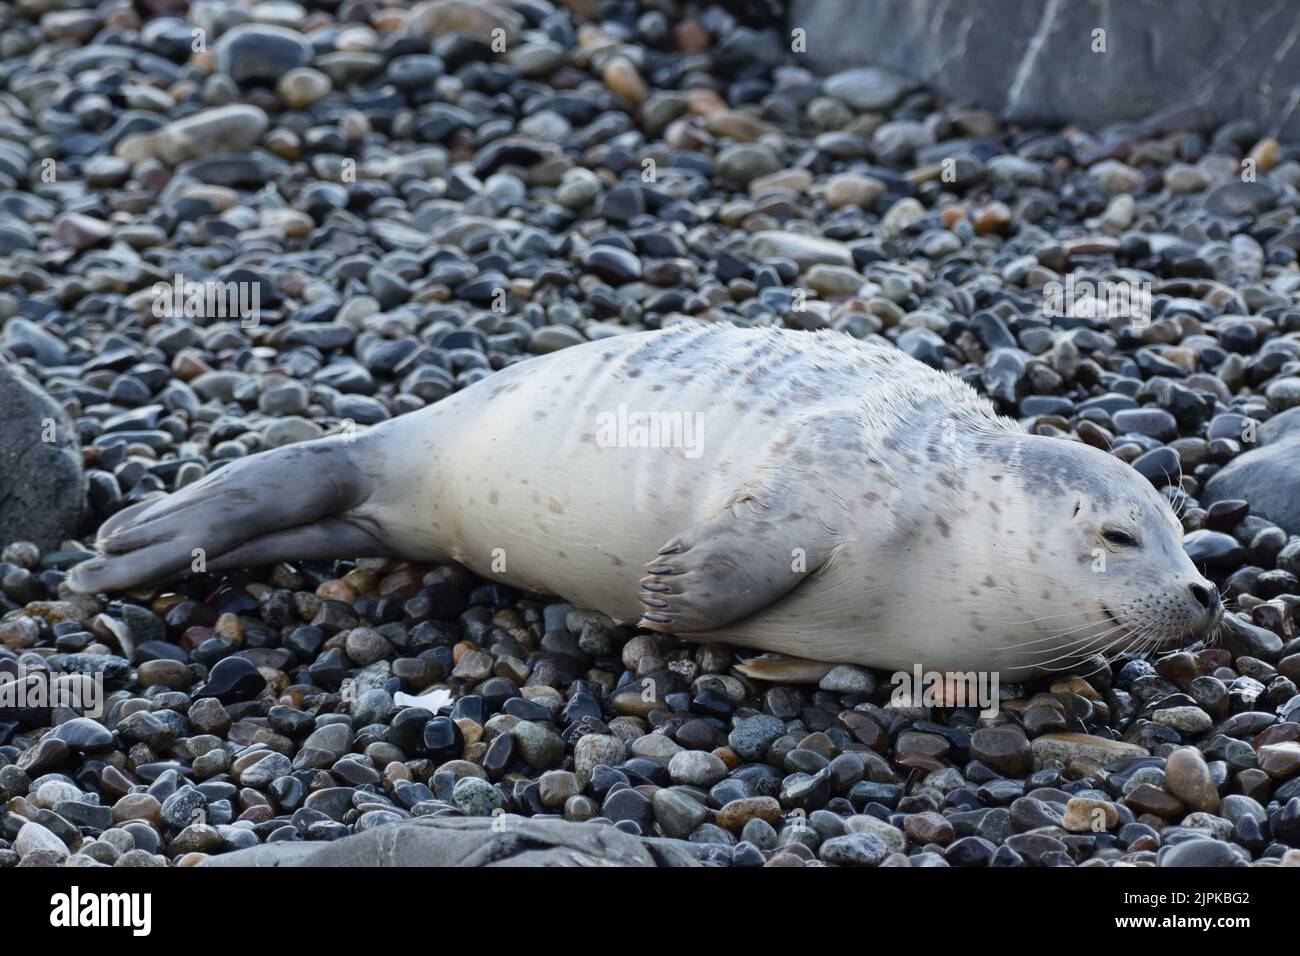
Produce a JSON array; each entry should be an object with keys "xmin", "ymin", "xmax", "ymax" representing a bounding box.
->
[{"xmin": 968, "ymin": 434, "xmax": 1223, "ymax": 675}]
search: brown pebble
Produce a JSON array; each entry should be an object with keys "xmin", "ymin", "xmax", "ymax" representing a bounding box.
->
[
  {"xmin": 1258, "ymin": 741, "xmax": 1300, "ymax": 780},
  {"xmin": 1123, "ymin": 784, "xmax": 1184, "ymax": 818},
  {"xmin": 603, "ymin": 56, "xmax": 647, "ymax": 104},
  {"xmin": 717, "ymin": 796, "xmax": 781, "ymax": 833},
  {"xmin": 903, "ymin": 811, "xmax": 954, "ymax": 845},
  {"xmin": 1165, "ymin": 746, "xmax": 1220, "ymax": 813}
]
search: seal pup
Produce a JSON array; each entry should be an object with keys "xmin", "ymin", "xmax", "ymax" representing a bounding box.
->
[{"xmin": 69, "ymin": 324, "xmax": 1222, "ymax": 680}]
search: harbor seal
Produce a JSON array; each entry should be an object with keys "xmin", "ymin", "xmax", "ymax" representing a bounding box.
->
[{"xmin": 68, "ymin": 323, "xmax": 1222, "ymax": 680}]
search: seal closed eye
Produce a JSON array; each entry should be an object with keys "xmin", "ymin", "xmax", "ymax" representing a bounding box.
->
[{"xmin": 69, "ymin": 324, "xmax": 1220, "ymax": 680}]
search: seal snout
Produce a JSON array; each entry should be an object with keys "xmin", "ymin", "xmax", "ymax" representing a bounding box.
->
[{"xmin": 1188, "ymin": 580, "xmax": 1223, "ymax": 628}]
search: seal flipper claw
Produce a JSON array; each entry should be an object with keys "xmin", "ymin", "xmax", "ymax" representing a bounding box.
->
[{"xmin": 636, "ymin": 487, "xmax": 832, "ymax": 634}]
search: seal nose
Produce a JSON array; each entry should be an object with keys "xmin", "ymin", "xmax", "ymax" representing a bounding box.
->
[{"xmin": 1190, "ymin": 582, "xmax": 1221, "ymax": 614}]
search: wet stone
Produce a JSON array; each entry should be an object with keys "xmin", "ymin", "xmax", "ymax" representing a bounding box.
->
[
  {"xmin": 970, "ymin": 727, "xmax": 1032, "ymax": 777},
  {"xmin": 819, "ymin": 831, "xmax": 888, "ymax": 866}
]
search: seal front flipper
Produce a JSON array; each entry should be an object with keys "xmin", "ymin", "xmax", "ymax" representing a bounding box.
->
[
  {"xmin": 637, "ymin": 486, "xmax": 834, "ymax": 633},
  {"xmin": 67, "ymin": 437, "xmax": 380, "ymax": 593}
]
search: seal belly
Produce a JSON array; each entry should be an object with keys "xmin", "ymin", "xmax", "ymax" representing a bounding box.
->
[
  {"xmin": 413, "ymin": 322, "xmax": 976, "ymax": 625},
  {"xmin": 427, "ymin": 330, "xmax": 776, "ymax": 619}
]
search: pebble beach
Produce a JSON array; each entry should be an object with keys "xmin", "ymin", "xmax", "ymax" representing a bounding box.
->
[{"xmin": 2, "ymin": 0, "xmax": 1300, "ymax": 869}]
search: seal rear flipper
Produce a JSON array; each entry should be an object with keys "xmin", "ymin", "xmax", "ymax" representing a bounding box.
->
[
  {"xmin": 67, "ymin": 438, "xmax": 373, "ymax": 593},
  {"xmin": 637, "ymin": 487, "xmax": 833, "ymax": 633},
  {"xmin": 204, "ymin": 516, "xmax": 390, "ymax": 571}
]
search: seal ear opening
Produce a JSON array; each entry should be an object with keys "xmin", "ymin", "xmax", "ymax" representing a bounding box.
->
[{"xmin": 68, "ymin": 438, "xmax": 375, "ymax": 593}]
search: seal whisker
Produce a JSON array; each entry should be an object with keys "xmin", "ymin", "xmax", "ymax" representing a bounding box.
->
[
  {"xmin": 990, "ymin": 598, "xmax": 1097, "ymax": 620},
  {"xmin": 1018, "ymin": 623, "xmax": 1130, "ymax": 665},
  {"xmin": 1024, "ymin": 615, "xmax": 1142, "ymax": 662},
  {"xmin": 1127, "ymin": 631, "xmax": 1162, "ymax": 663},
  {"xmin": 992, "ymin": 606, "xmax": 1104, "ymax": 628},
  {"xmin": 1121, "ymin": 621, "xmax": 1168, "ymax": 662},
  {"xmin": 987, "ymin": 614, "xmax": 1096, "ymax": 634},
  {"xmin": 990, "ymin": 612, "xmax": 1119, "ymax": 649},
  {"xmin": 1028, "ymin": 621, "xmax": 1142, "ymax": 671},
  {"xmin": 1207, "ymin": 618, "xmax": 1224, "ymax": 648}
]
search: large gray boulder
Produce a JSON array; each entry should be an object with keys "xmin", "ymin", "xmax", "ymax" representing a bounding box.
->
[
  {"xmin": 1202, "ymin": 408, "xmax": 1300, "ymax": 535},
  {"xmin": 199, "ymin": 816, "xmax": 704, "ymax": 867},
  {"xmin": 792, "ymin": 0, "xmax": 1300, "ymax": 135},
  {"xmin": 0, "ymin": 361, "xmax": 85, "ymax": 549}
]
